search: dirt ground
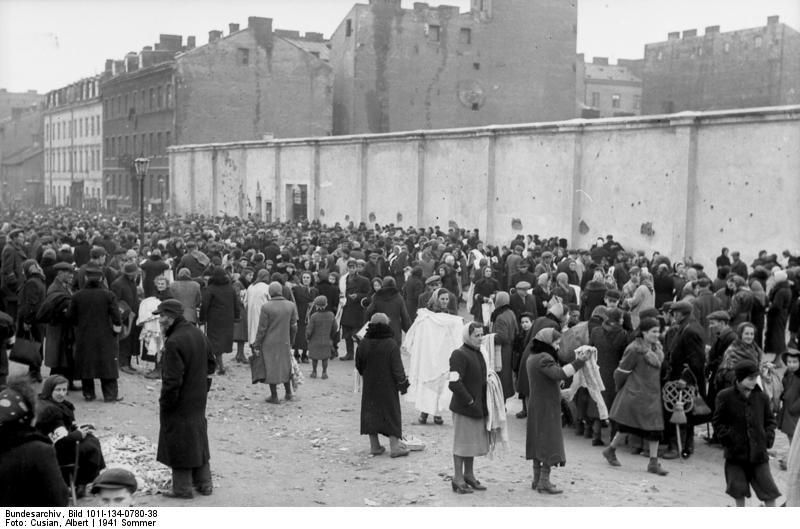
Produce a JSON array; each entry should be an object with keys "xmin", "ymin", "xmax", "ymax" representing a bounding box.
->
[{"xmin": 12, "ymin": 339, "xmax": 793, "ymax": 509}]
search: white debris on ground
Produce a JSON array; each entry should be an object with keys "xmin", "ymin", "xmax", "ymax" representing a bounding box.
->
[{"xmin": 98, "ymin": 433, "xmax": 171, "ymax": 495}]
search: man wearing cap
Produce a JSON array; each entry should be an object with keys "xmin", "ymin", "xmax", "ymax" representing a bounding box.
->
[
  {"xmin": 91, "ymin": 468, "xmax": 137, "ymax": 506},
  {"xmin": 73, "ymin": 246, "xmax": 116, "ymax": 291},
  {"xmin": 705, "ymin": 311, "xmax": 736, "ymax": 436},
  {"xmin": 68, "ymin": 264, "xmax": 123, "ymax": 402},
  {"xmin": 39, "ymin": 262, "xmax": 77, "ymax": 389},
  {"xmin": 534, "ymin": 251, "xmax": 556, "ymax": 279},
  {"xmin": 1, "ymin": 228, "xmax": 27, "ymax": 318},
  {"xmin": 340, "ymin": 260, "xmax": 372, "ymax": 361},
  {"xmin": 712, "ymin": 361, "xmax": 781, "ymax": 507},
  {"xmin": 603, "ymin": 290, "xmax": 633, "ymax": 332},
  {"xmin": 509, "ymin": 260, "xmax": 537, "ymax": 294},
  {"xmin": 154, "ymin": 299, "xmax": 215, "ymax": 498},
  {"xmin": 505, "ymin": 245, "xmax": 524, "ymax": 290},
  {"xmin": 664, "ymin": 300, "xmax": 707, "ymax": 459},
  {"xmin": 417, "ymin": 275, "xmax": 458, "ymax": 314},
  {"xmin": 692, "ymin": 277, "xmax": 724, "ymax": 345},
  {"xmin": 730, "ymin": 251, "xmax": 748, "ymax": 280},
  {"xmin": 111, "ymin": 263, "xmax": 141, "ymax": 375},
  {"xmin": 510, "ymin": 281, "xmax": 538, "ymax": 322}
]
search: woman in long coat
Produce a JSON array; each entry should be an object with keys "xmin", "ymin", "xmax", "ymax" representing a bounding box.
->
[
  {"xmin": 254, "ymin": 282, "xmax": 298, "ymax": 403},
  {"xmin": 470, "ymin": 266, "xmax": 500, "ymax": 324},
  {"xmin": 291, "ymin": 271, "xmax": 318, "ymax": 364},
  {"xmin": 765, "ymin": 272, "xmax": 791, "ymax": 358},
  {"xmin": 526, "ymin": 328, "xmax": 588, "ymax": 494},
  {"xmin": 200, "ymin": 267, "xmax": 240, "ymax": 375},
  {"xmin": 306, "ymin": 296, "xmax": 338, "ymax": 379},
  {"xmin": 491, "ymin": 291, "xmax": 518, "ymax": 400},
  {"xmin": 67, "ymin": 267, "xmax": 122, "ymax": 402},
  {"xmin": 364, "ymin": 277, "xmax": 411, "ymax": 345},
  {"xmin": 602, "ymin": 317, "xmax": 669, "ymax": 476},
  {"xmin": 356, "ymin": 313, "xmax": 410, "ymax": 457},
  {"xmin": 168, "ymin": 269, "xmax": 202, "ymax": 323},
  {"xmin": 232, "ymin": 268, "xmax": 252, "ymax": 363},
  {"xmin": 246, "ymin": 269, "xmax": 271, "ymax": 345},
  {"xmin": 17, "ymin": 260, "xmax": 46, "ymax": 382}
]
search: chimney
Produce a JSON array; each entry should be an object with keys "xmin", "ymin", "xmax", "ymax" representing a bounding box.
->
[
  {"xmin": 125, "ymin": 52, "xmax": 139, "ymax": 73},
  {"xmin": 209, "ymin": 30, "xmax": 222, "ymax": 44},
  {"xmin": 305, "ymin": 32, "xmax": 324, "ymax": 42},
  {"xmin": 705, "ymin": 25, "xmax": 720, "ymax": 35},
  {"xmin": 105, "ymin": 59, "xmax": 113, "ymax": 74},
  {"xmin": 767, "ymin": 15, "xmax": 779, "ymax": 25},
  {"xmin": 113, "ymin": 60, "xmax": 125, "ymax": 75},
  {"xmin": 159, "ymin": 34, "xmax": 182, "ymax": 52},
  {"xmin": 229, "ymin": 23, "xmax": 240, "ymax": 34},
  {"xmin": 592, "ymin": 57, "xmax": 609, "ymax": 65},
  {"xmin": 186, "ymin": 36, "xmax": 196, "ymax": 49},
  {"xmin": 668, "ymin": 31, "xmax": 680, "ymax": 40},
  {"xmin": 142, "ymin": 46, "xmax": 153, "ymax": 51},
  {"xmin": 248, "ymin": 16, "xmax": 273, "ymax": 50},
  {"xmin": 682, "ymin": 29, "xmax": 697, "ymax": 38}
]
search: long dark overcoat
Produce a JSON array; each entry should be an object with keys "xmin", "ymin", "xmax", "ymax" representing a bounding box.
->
[
  {"xmin": 200, "ymin": 278, "xmax": 240, "ymax": 354},
  {"xmin": 589, "ymin": 320, "xmax": 629, "ymax": 411},
  {"xmin": 291, "ymin": 284, "xmax": 317, "ymax": 350},
  {"xmin": 364, "ymin": 286, "xmax": 411, "ymax": 345},
  {"xmin": 157, "ymin": 317, "xmax": 215, "ymax": 469},
  {"xmin": 67, "ymin": 283, "xmax": 121, "ymax": 380},
  {"xmin": 39, "ymin": 280, "xmax": 73, "ymax": 369},
  {"xmin": 526, "ymin": 342, "xmax": 572, "ymax": 466},
  {"xmin": 765, "ymin": 281, "xmax": 792, "ymax": 354},
  {"xmin": 356, "ymin": 322, "xmax": 408, "ymax": 438},
  {"xmin": 341, "ymin": 273, "xmax": 371, "ymax": 328}
]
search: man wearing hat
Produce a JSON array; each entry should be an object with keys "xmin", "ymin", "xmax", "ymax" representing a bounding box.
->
[
  {"xmin": 417, "ymin": 275, "xmax": 458, "ymax": 314},
  {"xmin": 153, "ymin": 299, "xmax": 216, "ymax": 498},
  {"xmin": 340, "ymin": 260, "xmax": 371, "ymax": 361},
  {"xmin": 604, "ymin": 290, "xmax": 633, "ymax": 332},
  {"xmin": 712, "ymin": 361, "xmax": 781, "ymax": 507},
  {"xmin": 73, "ymin": 246, "xmax": 116, "ymax": 291},
  {"xmin": 40, "ymin": 262, "xmax": 77, "ymax": 389},
  {"xmin": 510, "ymin": 281, "xmax": 537, "ymax": 322},
  {"xmin": 111, "ymin": 263, "xmax": 141, "ymax": 375},
  {"xmin": 664, "ymin": 300, "xmax": 707, "ymax": 459},
  {"xmin": 91, "ymin": 468, "xmax": 137, "ymax": 506},
  {"xmin": 509, "ymin": 260, "xmax": 537, "ymax": 294},
  {"xmin": 691, "ymin": 277, "xmax": 724, "ymax": 345},
  {"xmin": 705, "ymin": 310, "xmax": 736, "ymax": 442},
  {"xmin": 1, "ymin": 228, "xmax": 27, "ymax": 318}
]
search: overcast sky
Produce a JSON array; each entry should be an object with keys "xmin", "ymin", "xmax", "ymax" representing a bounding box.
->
[{"xmin": 1, "ymin": 0, "xmax": 798, "ymax": 93}]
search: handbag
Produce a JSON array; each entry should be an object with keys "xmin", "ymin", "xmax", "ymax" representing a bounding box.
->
[
  {"xmin": 10, "ymin": 334, "xmax": 42, "ymax": 367},
  {"xmin": 249, "ymin": 353, "xmax": 267, "ymax": 385}
]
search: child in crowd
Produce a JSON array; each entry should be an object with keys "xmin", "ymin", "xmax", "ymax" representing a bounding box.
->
[{"xmin": 778, "ymin": 349, "xmax": 800, "ymax": 470}]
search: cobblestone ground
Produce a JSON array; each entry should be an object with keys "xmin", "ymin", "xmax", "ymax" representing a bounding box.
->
[{"xmin": 11, "ymin": 347, "xmax": 791, "ymax": 508}]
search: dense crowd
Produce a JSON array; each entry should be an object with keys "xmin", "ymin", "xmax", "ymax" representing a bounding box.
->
[{"xmin": 0, "ymin": 206, "xmax": 798, "ymax": 506}]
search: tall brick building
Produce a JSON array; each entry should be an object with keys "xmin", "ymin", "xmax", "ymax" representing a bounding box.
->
[
  {"xmin": 0, "ymin": 106, "xmax": 44, "ymax": 207},
  {"xmin": 43, "ymin": 76, "xmax": 104, "ymax": 208},
  {"xmin": 101, "ymin": 19, "xmax": 332, "ymax": 212},
  {"xmin": 0, "ymin": 89, "xmax": 43, "ymax": 121},
  {"xmin": 576, "ymin": 55, "xmax": 643, "ymax": 118},
  {"xmin": 330, "ymin": 0, "xmax": 577, "ymax": 135},
  {"xmin": 642, "ymin": 16, "xmax": 800, "ymax": 114}
]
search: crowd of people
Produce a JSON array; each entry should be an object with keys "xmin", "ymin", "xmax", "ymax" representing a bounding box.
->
[{"xmin": 0, "ymin": 206, "xmax": 799, "ymax": 507}]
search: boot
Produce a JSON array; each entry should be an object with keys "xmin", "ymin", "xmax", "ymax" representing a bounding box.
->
[
  {"xmin": 215, "ymin": 353, "xmax": 225, "ymax": 375},
  {"xmin": 300, "ymin": 352, "xmax": 309, "ymax": 364},
  {"xmin": 235, "ymin": 344, "xmax": 247, "ymax": 364},
  {"xmin": 591, "ymin": 421, "xmax": 604, "ymax": 446},
  {"xmin": 536, "ymin": 465, "xmax": 563, "ymax": 494},
  {"xmin": 661, "ymin": 442, "xmax": 679, "ymax": 460},
  {"xmin": 575, "ymin": 421, "xmax": 585, "ymax": 436},
  {"xmin": 145, "ymin": 361, "xmax": 162, "ymax": 379},
  {"xmin": 602, "ymin": 446, "xmax": 621, "ymax": 467},
  {"xmin": 531, "ymin": 460, "xmax": 542, "ymax": 490},
  {"xmin": 647, "ymin": 458, "xmax": 668, "ymax": 476}
]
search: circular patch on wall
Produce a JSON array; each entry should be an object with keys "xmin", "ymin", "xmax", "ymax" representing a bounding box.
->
[{"xmin": 457, "ymin": 80, "xmax": 486, "ymax": 110}]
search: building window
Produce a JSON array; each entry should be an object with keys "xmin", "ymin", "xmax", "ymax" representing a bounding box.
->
[
  {"xmin": 149, "ymin": 133, "xmax": 154, "ymax": 155},
  {"xmin": 133, "ymin": 135, "xmax": 137, "ymax": 156},
  {"xmin": 141, "ymin": 90, "xmax": 146, "ymax": 111},
  {"xmin": 591, "ymin": 92, "xmax": 600, "ymax": 108},
  {"xmin": 238, "ymin": 48, "xmax": 250, "ymax": 65},
  {"xmin": 460, "ymin": 28, "xmax": 472, "ymax": 45},
  {"xmin": 612, "ymin": 94, "xmax": 621, "ymax": 108},
  {"xmin": 157, "ymin": 86, "xmax": 163, "ymax": 108},
  {"xmin": 634, "ymin": 95, "xmax": 641, "ymax": 110},
  {"xmin": 165, "ymin": 131, "xmax": 171, "ymax": 148},
  {"xmin": 345, "ymin": 19, "xmax": 352, "ymax": 37},
  {"xmin": 657, "ymin": 50, "xmax": 663, "ymax": 61},
  {"xmin": 142, "ymin": 134, "xmax": 147, "ymax": 155},
  {"xmin": 157, "ymin": 132, "xmax": 162, "ymax": 154},
  {"xmin": 754, "ymin": 36, "xmax": 763, "ymax": 48},
  {"xmin": 723, "ymin": 42, "xmax": 730, "ymax": 53},
  {"xmin": 150, "ymin": 88, "xmax": 155, "ymax": 110},
  {"xmin": 166, "ymin": 85, "xmax": 173, "ymax": 108},
  {"xmin": 428, "ymin": 25, "xmax": 440, "ymax": 42}
]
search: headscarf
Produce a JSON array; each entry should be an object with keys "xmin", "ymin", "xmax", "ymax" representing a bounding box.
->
[
  {"xmin": 254, "ymin": 269, "xmax": 271, "ymax": 284},
  {"xmin": 556, "ymin": 272, "xmax": 569, "ymax": 289},
  {"xmin": 177, "ymin": 268, "xmax": 191, "ymax": 280},
  {"xmin": 369, "ymin": 313, "xmax": 389, "ymax": 326},
  {"xmin": 462, "ymin": 321, "xmax": 483, "ymax": 343},
  {"xmin": 494, "ymin": 291, "xmax": 509, "ymax": 309},
  {"xmin": 534, "ymin": 328, "xmax": 561, "ymax": 345},
  {"xmin": 427, "ymin": 287, "xmax": 448, "ymax": 311}
]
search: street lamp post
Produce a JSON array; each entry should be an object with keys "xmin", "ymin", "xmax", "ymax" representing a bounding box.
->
[
  {"xmin": 134, "ymin": 157, "xmax": 150, "ymax": 254},
  {"xmin": 158, "ymin": 176, "xmax": 165, "ymax": 216}
]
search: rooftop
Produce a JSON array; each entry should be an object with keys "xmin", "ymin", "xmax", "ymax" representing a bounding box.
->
[{"xmin": 585, "ymin": 63, "xmax": 641, "ymax": 84}]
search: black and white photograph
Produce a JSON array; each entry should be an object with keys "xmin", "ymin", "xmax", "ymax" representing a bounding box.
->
[{"xmin": 0, "ymin": 0, "xmax": 799, "ymax": 515}]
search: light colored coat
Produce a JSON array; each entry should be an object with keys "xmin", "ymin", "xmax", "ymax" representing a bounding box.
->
[
  {"xmin": 254, "ymin": 296, "xmax": 298, "ymax": 385},
  {"xmin": 168, "ymin": 279, "xmax": 202, "ymax": 323},
  {"xmin": 246, "ymin": 282, "xmax": 270, "ymax": 344}
]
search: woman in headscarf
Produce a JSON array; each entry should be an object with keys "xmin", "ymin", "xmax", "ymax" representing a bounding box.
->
[
  {"xmin": 0, "ymin": 376, "xmax": 68, "ymax": 506},
  {"xmin": 200, "ymin": 267, "xmax": 240, "ymax": 375},
  {"xmin": 246, "ymin": 269, "xmax": 272, "ymax": 346},
  {"xmin": 428, "ymin": 287, "xmax": 457, "ymax": 315},
  {"xmin": 471, "ymin": 266, "xmax": 500, "ymax": 324},
  {"xmin": 653, "ymin": 263, "xmax": 675, "ymax": 310},
  {"xmin": 356, "ymin": 313, "xmax": 410, "ymax": 458},
  {"xmin": 17, "ymin": 259, "xmax": 47, "ymax": 383},
  {"xmin": 306, "ymin": 296, "xmax": 338, "ymax": 379},
  {"xmin": 552, "ymin": 272, "xmax": 577, "ymax": 307},
  {"xmin": 532, "ymin": 273, "xmax": 551, "ymax": 318},
  {"xmin": 364, "ymin": 277, "xmax": 411, "ymax": 346},
  {"xmin": 449, "ymin": 322, "xmax": 490, "ymax": 494},
  {"xmin": 232, "ymin": 268, "xmax": 253, "ymax": 363},
  {"xmin": 716, "ymin": 322, "xmax": 764, "ymax": 391},
  {"xmin": 292, "ymin": 271, "xmax": 318, "ymax": 364},
  {"xmin": 491, "ymin": 291, "xmax": 517, "ymax": 400},
  {"xmin": 35, "ymin": 375, "xmax": 105, "ymax": 498},
  {"xmin": 526, "ymin": 328, "xmax": 589, "ymax": 493},
  {"xmin": 581, "ymin": 269, "xmax": 607, "ymax": 322},
  {"xmin": 602, "ymin": 318, "xmax": 669, "ymax": 477}
]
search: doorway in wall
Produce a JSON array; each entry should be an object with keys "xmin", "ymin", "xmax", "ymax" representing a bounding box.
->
[{"xmin": 286, "ymin": 184, "xmax": 307, "ymax": 221}]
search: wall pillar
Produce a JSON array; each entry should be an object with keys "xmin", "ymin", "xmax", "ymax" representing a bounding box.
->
[
  {"xmin": 239, "ymin": 148, "xmax": 248, "ymax": 218},
  {"xmin": 485, "ymin": 132, "xmax": 497, "ymax": 243},
  {"xmin": 669, "ymin": 113, "xmax": 699, "ymax": 260},
  {"xmin": 211, "ymin": 148, "xmax": 218, "ymax": 215},
  {"xmin": 274, "ymin": 145, "xmax": 282, "ymax": 220},
  {"xmin": 359, "ymin": 139, "xmax": 368, "ymax": 223},
  {"xmin": 312, "ymin": 141, "xmax": 321, "ymax": 220},
  {"xmin": 416, "ymin": 137, "xmax": 426, "ymax": 228},
  {"xmin": 567, "ymin": 125, "xmax": 584, "ymax": 248}
]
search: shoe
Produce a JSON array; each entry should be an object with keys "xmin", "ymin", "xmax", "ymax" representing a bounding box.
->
[
  {"xmin": 647, "ymin": 460, "xmax": 669, "ymax": 476},
  {"xmin": 390, "ymin": 448, "xmax": 410, "ymax": 458},
  {"xmin": 516, "ymin": 410, "xmax": 527, "ymax": 419},
  {"xmin": 265, "ymin": 396, "xmax": 280, "ymax": 404},
  {"xmin": 418, "ymin": 413, "xmax": 428, "ymax": 425},
  {"xmin": 532, "ymin": 463, "xmax": 542, "ymax": 490},
  {"xmin": 68, "ymin": 383, "xmax": 80, "ymax": 392},
  {"xmin": 144, "ymin": 369, "xmax": 161, "ymax": 379},
  {"xmin": 602, "ymin": 447, "xmax": 621, "ymax": 467},
  {"xmin": 195, "ymin": 486, "xmax": 213, "ymax": 496},
  {"xmin": 216, "ymin": 367, "xmax": 226, "ymax": 375},
  {"xmin": 451, "ymin": 481, "xmax": 473, "ymax": 494},
  {"xmin": 661, "ymin": 449, "xmax": 679, "ymax": 460},
  {"xmin": 681, "ymin": 449, "xmax": 692, "ymax": 459},
  {"xmin": 433, "ymin": 416, "xmax": 444, "ymax": 425},
  {"xmin": 284, "ymin": 393, "xmax": 293, "ymax": 401},
  {"xmin": 310, "ymin": 371, "xmax": 317, "ymax": 378},
  {"xmin": 464, "ymin": 477, "xmax": 486, "ymax": 491},
  {"xmin": 340, "ymin": 355, "xmax": 354, "ymax": 361},
  {"xmin": 537, "ymin": 480, "xmax": 563, "ymax": 495},
  {"xmin": 575, "ymin": 422, "xmax": 585, "ymax": 436},
  {"xmin": 321, "ymin": 373, "xmax": 328, "ymax": 380},
  {"xmin": 161, "ymin": 490, "xmax": 194, "ymax": 499},
  {"xmin": 104, "ymin": 396, "xmax": 124, "ymax": 402},
  {"xmin": 592, "ymin": 438, "xmax": 605, "ymax": 447},
  {"xmin": 235, "ymin": 354, "xmax": 247, "ymax": 364},
  {"xmin": 301, "ymin": 356, "xmax": 309, "ymax": 364},
  {"xmin": 370, "ymin": 446, "xmax": 386, "ymax": 456},
  {"xmin": 120, "ymin": 366, "xmax": 137, "ymax": 375}
]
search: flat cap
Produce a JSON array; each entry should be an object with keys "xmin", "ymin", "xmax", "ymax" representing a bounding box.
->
[
  {"xmin": 91, "ymin": 468, "xmax": 137, "ymax": 494},
  {"xmin": 706, "ymin": 310, "xmax": 730, "ymax": 322},
  {"xmin": 669, "ymin": 300, "xmax": 693, "ymax": 314},
  {"xmin": 425, "ymin": 274, "xmax": 442, "ymax": 285},
  {"xmin": 604, "ymin": 289, "xmax": 621, "ymax": 300},
  {"xmin": 53, "ymin": 262, "xmax": 74, "ymax": 272},
  {"xmin": 515, "ymin": 281, "xmax": 531, "ymax": 290},
  {"xmin": 152, "ymin": 299, "xmax": 184, "ymax": 317}
]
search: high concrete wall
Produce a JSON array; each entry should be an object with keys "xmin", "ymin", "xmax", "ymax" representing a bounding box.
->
[{"xmin": 169, "ymin": 105, "xmax": 800, "ymax": 268}]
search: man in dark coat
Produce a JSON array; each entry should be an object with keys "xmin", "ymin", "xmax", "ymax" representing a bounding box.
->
[
  {"xmin": 510, "ymin": 281, "xmax": 538, "ymax": 321},
  {"xmin": 154, "ymin": 299, "xmax": 216, "ymax": 499},
  {"xmin": 16, "ymin": 260, "xmax": 46, "ymax": 382},
  {"xmin": 364, "ymin": 277, "xmax": 411, "ymax": 345},
  {"xmin": 765, "ymin": 271, "xmax": 792, "ymax": 358},
  {"xmin": 712, "ymin": 361, "xmax": 780, "ymax": 507},
  {"xmin": 705, "ymin": 311, "xmax": 737, "ymax": 442},
  {"xmin": 402, "ymin": 267, "xmax": 425, "ymax": 322},
  {"xmin": 199, "ymin": 268, "xmax": 240, "ymax": 375},
  {"xmin": 1, "ymin": 228, "xmax": 27, "ymax": 318},
  {"xmin": 67, "ymin": 265, "xmax": 123, "ymax": 402},
  {"xmin": 665, "ymin": 300, "xmax": 707, "ymax": 458},
  {"xmin": 72, "ymin": 246, "xmax": 116, "ymax": 291},
  {"xmin": 340, "ymin": 260, "xmax": 372, "ymax": 361},
  {"xmin": 111, "ymin": 263, "xmax": 141, "ymax": 374},
  {"xmin": 140, "ymin": 249, "xmax": 170, "ymax": 298},
  {"xmin": 692, "ymin": 277, "xmax": 724, "ymax": 345},
  {"xmin": 73, "ymin": 233, "xmax": 91, "ymax": 268},
  {"xmin": 355, "ymin": 313, "xmax": 410, "ymax": 457},
  {"xmin": 38, "ymin": 262, "xmax": 75, "ymax": 388},
  {"xmin": 589, "ymin": 308, "xmax": 629, "ymax": 441}
]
